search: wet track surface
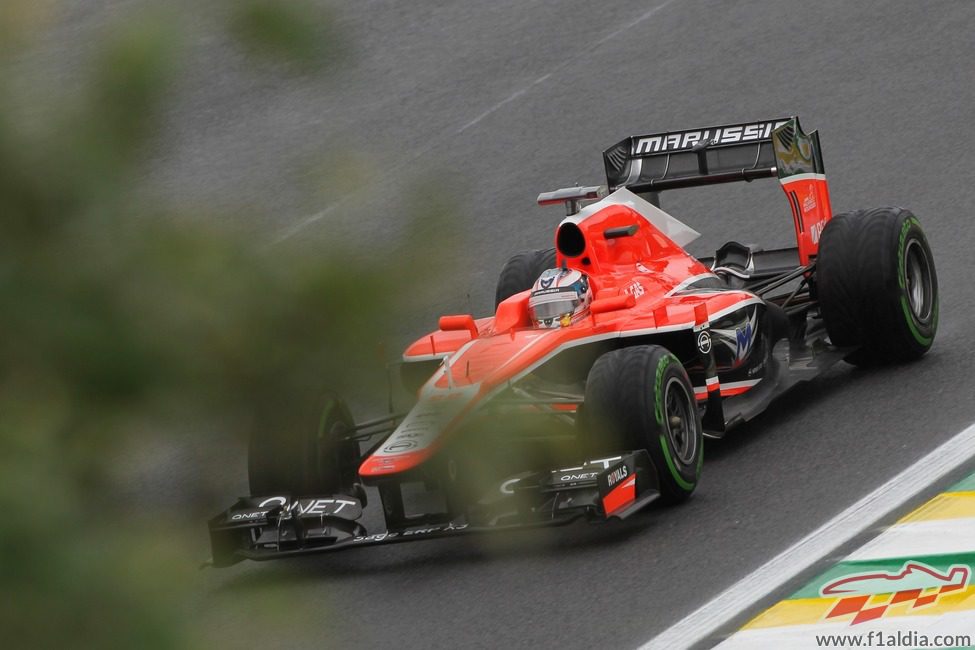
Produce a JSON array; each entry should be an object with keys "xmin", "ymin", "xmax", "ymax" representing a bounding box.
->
[{"xmin": 46, "ymin": 0, "xmax": 975, "ymax": 647}]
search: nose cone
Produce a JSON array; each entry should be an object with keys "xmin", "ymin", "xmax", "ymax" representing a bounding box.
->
[{"xmin": 358, "ymin": 383, "xmax": 480, "ymax": 479}]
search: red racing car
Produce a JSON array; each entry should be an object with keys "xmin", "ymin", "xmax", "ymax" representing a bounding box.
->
[{"xmin": 209, "ymin": 117, "xmax": 938, "ymax": 565}]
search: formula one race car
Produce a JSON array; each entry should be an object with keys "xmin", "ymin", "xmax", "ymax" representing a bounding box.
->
[{"xmin": 208, "ymin": 117, "xmax": 938, "ymax": 565}]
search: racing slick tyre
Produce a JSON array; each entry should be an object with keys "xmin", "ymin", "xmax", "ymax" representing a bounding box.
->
[
  {"xmin": 817, "ymin": 208, "xmax": 938, "ymax": 365},
  {"xmin": 583, "ymin": 345, "xmax": 703, "ymax": 504},
  {"xmin": 248, "ymin": 393, "xmax": 363, "ymax": 500},
  {"xmin": 494, "ymin": 248, "xmax": 556, "ymax": 307}
]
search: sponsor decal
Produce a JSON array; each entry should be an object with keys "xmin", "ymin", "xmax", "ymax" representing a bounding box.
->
[
  {"xmin": 696, "ymin": 330, "xmax": 712, "ymax": 355},
  {"xmin": 558, "ymin": 472, "xmax": 599, "ymax": 483},
  {"xmin": 531, "ymin": 287, "xmax": 565, "ymax": 297},
  {"xmin": 229, "ymin": 510, "xmax": 267, "ymax": 521},
  {"xmin": 818, "ymin": 561, "xmax": 971, "ymax": 625},
  {"xmin": 712, "ymin": 308, "xmax": 757, "ymax": 365},
  {"xmin": 632, "ymin": 120, "xmax": 789, "ymax": 155},
  {"xmin": 352, "ymin": 521, "xmax": 468, "ymax": 544},
  {"xmin": 636, "ymin": 261, "xmax": 652, "ymax": 274},
  {"xmin": 605, "ymin": 463, "xmax": 629, "ymax": 489},
  {"xmin": 803, "ymin": 187, "xmax": 817, "ymax": 213},
  {"xmin": 735, "ymin": 322, "xmax": 755, "ymax": 361},
  {"xmin": 257, "ymin": 496, "xmax": 361, "ymax": 518},
  {"xmin": 810, "ymin": 219, "xmax": 825, "ymax": 245},
  {"xmin": 542, "ymin": 457, "xmax": 625, "ymax": 490},
  {"xmin": 599, "ymin": 458, "xmax": 637, "ymax": 516},
  {"xmin": 624, "ymin": 280, "xmax": 646, "ymax": 299}
]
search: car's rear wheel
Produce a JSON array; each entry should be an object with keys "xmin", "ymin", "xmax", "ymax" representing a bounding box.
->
[
  {"xmin": 582, "ymin": 345, "xmax": 703, "ymax": 504},
  {"xmin": 248, "ymin": 393, "xmax": 362, "ymax": 499},
  {"xmin": 494, "ymin": 248, "xmax": 556, "ymax": 308},
  {"xmin": 817, "ymin": 207, "xmax": 938, "ymax": 365}
]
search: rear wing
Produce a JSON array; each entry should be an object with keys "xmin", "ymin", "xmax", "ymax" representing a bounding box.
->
[
  {"xmin": 602, "ymin": 116, "xmax": 825, "ymax": 193},
  {"xmin": 599, "ymin": 116, "xmax": 831, "ymax": 264}
]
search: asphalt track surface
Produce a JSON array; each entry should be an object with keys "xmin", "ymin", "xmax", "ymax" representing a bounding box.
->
[{"xmin": 41, "ymin": 0, "xmax": 975, "ymax": 647}]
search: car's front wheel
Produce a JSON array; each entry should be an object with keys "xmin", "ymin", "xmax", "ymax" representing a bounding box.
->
[
  {"xmin": 582, "ymin": 345, "xmax": 703, "ymax": 504},
  {"xmin": 248, "ymin": 393, "xmax": 362, "ymax": 499}
]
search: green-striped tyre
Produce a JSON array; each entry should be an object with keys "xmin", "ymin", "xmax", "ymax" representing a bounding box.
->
[
  {"xmin": 583, "ymin": 345, "xmax": 703, "ymax": 504},
  {"xmin": 817, "ymin": 207, "xmax": 938, "ymax": 365}
]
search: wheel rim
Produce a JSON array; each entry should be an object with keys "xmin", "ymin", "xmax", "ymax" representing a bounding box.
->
[
  {"xmin": 904, "ymin": 239, "xmax": 934, "ymax": 322},
  {"xmin": 663, "ymin": 377, "xmax": 697, "ymax": 465}
]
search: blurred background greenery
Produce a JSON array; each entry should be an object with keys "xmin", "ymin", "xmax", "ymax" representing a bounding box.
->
[{"xmin": 0, "ymin": 1, "xmax": 457, "ymax": 646}]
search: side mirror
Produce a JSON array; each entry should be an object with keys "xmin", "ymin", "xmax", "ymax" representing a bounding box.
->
[
  {"xmin": 438, "ymin": 314, "xmax": 478, "ymax": 339},
  {"xmin": 590, "ymin": 293, "xmax": 635, "ymax": 314},
  {"xmin": 494, "ymin": 291, "xmax": 531, "ymax": 333}
]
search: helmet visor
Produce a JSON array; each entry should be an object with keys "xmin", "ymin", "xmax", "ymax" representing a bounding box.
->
[{"xmin": 529, "ymin": 290, "xmax": 582, "ymax": 322}]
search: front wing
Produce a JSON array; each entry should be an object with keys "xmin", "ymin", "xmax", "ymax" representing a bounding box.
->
[{"xmin": 207, "ymin": 450, "xmax": 658, "ymax": 566}]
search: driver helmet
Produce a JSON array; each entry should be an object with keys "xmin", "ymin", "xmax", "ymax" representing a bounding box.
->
[{"xmin": 528, "ymin": 268, "xmax": 592, "ymax": 328}]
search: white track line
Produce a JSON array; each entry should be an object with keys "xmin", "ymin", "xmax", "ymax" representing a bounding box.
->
[{"xmin": 640, "ymin": 421, "xmax": 975, "ymax": 650}]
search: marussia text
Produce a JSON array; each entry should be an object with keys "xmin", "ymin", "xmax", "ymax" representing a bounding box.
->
[{"xmin": 633, "ymin": 120, "xmax": 788, "ymax": 155}]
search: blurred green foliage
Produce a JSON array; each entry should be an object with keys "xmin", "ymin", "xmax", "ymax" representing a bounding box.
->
[
  {"xmin": 231, "ymin": 0, "xmax": 343, "ymax": 72},
  {"xmin": 0, "ymin": 1, "xmax": 453, "ymax": 647}
]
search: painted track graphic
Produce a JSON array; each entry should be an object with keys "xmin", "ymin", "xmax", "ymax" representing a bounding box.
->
[{"xmin": 717, "ymin": 473, "xmax": 975, "ymax": 647}]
